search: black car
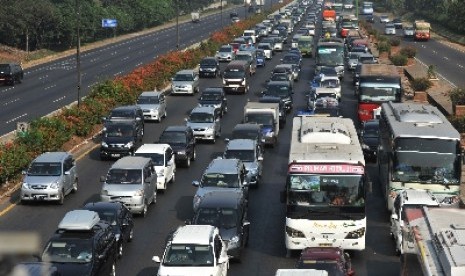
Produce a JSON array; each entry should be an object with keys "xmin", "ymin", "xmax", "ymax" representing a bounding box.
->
[
  {"xmin": 230, "ymin": 11, "xmax": 238, "ymax": 18},
  {"xmin": 231, "ymin": 123, "xmax": 265, "ymax": 151},
  {"xmin": 0, "ymin": 63, "xmax": 23, "ymax": 86},
  {"xmin": 83, "ymin": 202, "xmax": 134, "ymax": 258},
  {"xmin": 259, "ymin": 95, "xmax": 287, "ymax": 128},
  {"xmin": 100, "ymin": 121, "xmax": 143, "ymax": 160},
  {"xmin": 360, "ymin": 119, "xmax": 379, "ymax": 162},
  {"xmin": 188, "ymin": 190, "xmax": 250, "ymax": 261},
  {"xmin": 365, "ymin": 14, "xmax": 374, "ymax": 23},
  {"xmin": 262, "ymin": 80, "xmax": 294, "ymax": 111},
  {"xmin": 392, "ymin": 18, "xmax": 403, "ymax": 29},
  {"xmin": 281, "ymin": 53, "xmax": 302, "ymax": 69},
  {"xmin": 103, "ymin": 105, "xmax": 144, "ymax": 137},
  {"xmin": 158, "ymin": 125, "xmax": 196, "ymax": 167},
  {"xmin": 199, "ymin": 57, "xmax": 220, "ymax": 78},
  {"xmin": 41, "ymin": 210, "xmax": 118, "ymax": 276},
  {"xmin": 198, "ymin": 87, "xmax": 228, "ymax": 117}
]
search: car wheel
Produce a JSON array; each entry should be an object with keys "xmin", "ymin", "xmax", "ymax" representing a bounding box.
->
[
  {"xmin": 72, "ymin": 178, "xmax": 78, "ymax": 193},
  {"xmin": 58, "ymin": 190, "xmax": 64, "ymax": 205},
  {"xmin": 191, "ymin": 148, "xmax": 196, "ymax": 161},
  {"xmin": 170, "ymin": 172, "xmax": 176, "ymax": 183},
  {"xmin": 185, "ymin": 157, "xmax": 191, "ymax": 168},
  {"xmin": 152, "ymin": 191, "xmax": 157, "ymax": 204},
  {"xmin": 128, "ymin": 228, "xmax": 134, "ymax": 242},
  {"xmin": 163, "ymin": 110, "xmax": 167, "ymax": 118},
  {"xmin": 141, "ymin": 201, "xmax": 148, "ymax": 217},
  {"xmin": 118, "ymin": 242, "xmax": 123, "ymax": 259}
]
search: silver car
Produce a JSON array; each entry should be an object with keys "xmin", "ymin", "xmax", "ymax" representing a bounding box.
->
[
  {"xmin": 257, "ymin": 43, "xmax": 273, "ymax": 59},
  {"xmin": 385, "ymin": 23, "xmax": 396, "ymax": 35},
  {"xmin": 224, "ymin": 139, "xmax": 263, "ymax": 187},
  {"xmin": 185, "ymin": 106, "xmax": 221, "ymax": 143},
  {"xmin": 215, "ymin": 44, "xmax": 235, "ymax": 62},
  {"xmin": 100, "ymin": 156, "xmax": 157, "ymax": 217},
  {"xmin": 137, "ymin": 91, "xmax": 167, "ymax": 122},
  {"xmin": 346, "ymin": 52, "xmax": 362, "ymax": 71},
  {"xmin": 21, "ymin": 152, "xmax": 78, "ymax": 204},
  {"xmin": 171, "ymin": 69, "xmax": 199, "ymax": 95}
]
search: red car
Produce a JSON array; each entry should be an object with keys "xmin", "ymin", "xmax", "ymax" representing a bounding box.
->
[{"xmin": 295, "ymin": 247, "xmax": 355, "ymax": 276}]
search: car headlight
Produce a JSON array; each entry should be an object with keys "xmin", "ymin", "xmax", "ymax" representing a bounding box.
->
[
  {"xmin": 124, "ymin": 141, "xmax": 134, "ymax": 148},
  {"xmin": 222, "ymin": 79, "xmax": 226, "ymax": 85},
  {"xmin": 345, "ymin": 227, "xmax": 366, "ymax": 239},
  {"xmin": 134, "ymin": 189, "xmax": 144, "ymax": 196},
  {"xmin": 22, "ymin": 182, "xmax": 30, "ymax": 189},
  {"xmin": 229, "ymin": 235, "xmax": 240, "ymax": 248},
  {"xmin": 115, "ymin": 234, "xmax": 121, "ymax": 242},
  {"xmin": 361, "ymin": 143, "xmax": 370, "ymax": 150},
  {"xmin": 265, "ymin": 131, "xmax": 274, "ymax": 137},
  {"xmin": 101, "ymin": 141, "xmax": 108, "ymax": 147},
  {"xmin": 50, "ymin": 181, "xmax": 60, "ymax": 189},
  {"xmin": 176, "ymin": 150, "xmax": 186, "ymax": 155},
  {"xmin": 241, "ymin": 79, "xmax": 246, "ymax": 85},
  {"xmin": 285, "ymin": 226, "xmax": 305, "ymax": 238}
]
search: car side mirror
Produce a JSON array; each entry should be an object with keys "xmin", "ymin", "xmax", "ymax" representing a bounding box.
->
[
  {"xmin": 391, "ymin": 213, "xmax": 398, "ymax": 221},
  {"xmin": 243, "ymin": 220, "xmax": 250, "ymax": 227},
  {"xmin": 258, "ymin": 156, "xmax": 263, "ymax": 161},
  {"xmin": 192, "ymin": 181, "xmax": 200, "ymax": 187},
  {"xmin": 64, "ymin": 171, "xmax": 70, "ymax": 175},
  {"xmin": 184, "ymin": 118, "xmax": 188, "ymax": 122},
  {"xmin": 100, "ymin": 176, "xmax": 106, "ymax": 182},
  {"xmin": 22, "ymin": 170, "xmax": 27, "ymax": 175},
  {"xmin": 152, "ymin": 256, "xmax": 161, "ymax": 263},
  {"xmin": 136, "ymin": 117, "xmax": 141, "ymax": 121},
  {"xmin": 101, "ymin": 116, "xmax": 107, "ymax": 122}
]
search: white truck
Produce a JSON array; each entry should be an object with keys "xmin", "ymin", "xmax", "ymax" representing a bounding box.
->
[
  {"xmin": 390, "ymin": 189, "xmax": 465, "ymax": 276},
  {"xmin": 243, "ymin": 102, "xmax": 279, "ymax": 147},
  {"xmin": 191, "ymin": 12, "xmax": 200, "ymax": 23}
]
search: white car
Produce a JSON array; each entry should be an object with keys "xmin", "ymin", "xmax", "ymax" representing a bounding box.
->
[
  {"xmin": 134, "ymin": 144, "xmax": 176, "ymax": 191},
  {"xmin": 153, "ymin": 225, "xmax": 229, "ymax": 276},
  {"xmin": 403, "ymin": 26, "xmax": 414, "ymax": 37},
  {"xmin": 384, "ymin": 23, "xmax": 396, "ymax": 35},
  {"xmin": 379, "ymin": 15, "xmax": 390, "ymax": 23},
  {"xmin": 136, "ymin": 91, "xmax": 167, "ymax": 122},
  {"xmin": 257, "ymin": 43, "xmax": 273, "ymax": 59}
]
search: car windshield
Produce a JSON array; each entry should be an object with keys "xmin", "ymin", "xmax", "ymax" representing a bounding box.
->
[
  {"xmin": 196, "ymin": 208, "xmax": 238, "ymax": 229},
  {"xmin": 42, "ymin": 239, "xmax": 93, "ymax": 264},
  {"xmin": 160, "ymin": 132, "xmax": 186, "ymax": 144},
  {"xmin": 134, "ymin": 152, "xmax": 164, "ymax": 166},
  {"xmin": 104, "ymin": 125, "xmax": 133, "ymax": 137},
  {"xmin": 200, "ymin": 93, "xmax": 221, "ymax": 101},
  {"xmin": 245, "ymin": 113, "xmax": 273, "ymax": 127},
  {"xmin": 363, "ymin": 123, "xmax": 379, "ymax": 137},
  {"xmin": 235, "ymin": 54, "xmax": 251, "ymax": 62},
  {"xmin": 271, "ymin": 74, "xmax": 288, "ymax": 81},
  {"xmin": 137, "ymin": 96, "xmax": 159, "ymax": 105},
  {"xmin": 224, "ymin": 70, "xmax": 244, "ymax": 78},
  {"xmin": 233, "ymin": 130, "xmax": 259, "ymax": 140},
  {"xmin": 109, "ymin": 109, "xmax": 134, "ymax": 119},
  {"xmin": 201, "ymin": 173, "xmax": 240, "ymax": 188},
  {"xmin": 201, "ymin": 59, "xmax": 217, "ymax": 66},
  {"xmin": 320, "ymin": 79, "xmax": 339, "ymax": 88},
  {"xmin": 189, "ymin": 113, "xmax": 214, "ymax": 123},
  {"xmin": 163, "ymin": 244, "xmax": 214, "ymax": 267},
  {"xmin": 0, "ymin": 64, "xmax": 10, "ymax": 73},
  {"xmin": 266, "ymin": 84, "xmax": 290, "ymax": 97},
  {"xmin": 106, "ymin": 169, "xmax": 142, "ymax": 184},
  {"xmin": 173, "ymin": 74, "xmax": 194, "ymax": 81},
  {"xmin": 28, "ymin": 162, "xmax": 61, "ymax": 176},
  {"xmin": 93, "ymin": 210, "xmax": 118, "ymax": 226},
  {"xmin": 219, "ymin": 46, "xmax": 232, "ymax": 53},
  {"xmin": 282, "ymin": 55, "xmax": 300, "ymax": 64},
  {"xmin": 225, "ymin": 149, "xmax": 255, "ymax": 162}
]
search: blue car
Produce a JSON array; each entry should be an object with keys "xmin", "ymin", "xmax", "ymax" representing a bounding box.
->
[{"xmin": 256, "ymin": 50, "xmax": 266, "ymax": 67}]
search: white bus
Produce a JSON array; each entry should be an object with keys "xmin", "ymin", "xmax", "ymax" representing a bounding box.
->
[
  {"xmin": 281, "ymin": 116, "xmax": 367, "ymax": 255},
  {"xmin": 378, "ymin": 102, "xmax": 461, "ymax": 211}
]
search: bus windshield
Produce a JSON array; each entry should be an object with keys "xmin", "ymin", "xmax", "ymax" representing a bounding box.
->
[
  {"xmin": 316, "ymin": 45, "xmax": 344, "ymax": 66},
  {"xmin": 287, "ymin": 174, "xmax": 365, "ymax": 207},
  {"xmin": 359, "ymin": 86, "xmax": 400, "ymax": 102},
  {"xmin": 392, "ymin": 152, "xmax": 460, "ymax": 184}
]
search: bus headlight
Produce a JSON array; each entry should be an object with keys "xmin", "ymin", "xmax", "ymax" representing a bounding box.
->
[
  {"xmin": 345, "ymin": 227, "xmax": 366, "ymax": 239},
  {"xmin": 285, "ymin": 226, "xmax": 305, "ymax": 238}
]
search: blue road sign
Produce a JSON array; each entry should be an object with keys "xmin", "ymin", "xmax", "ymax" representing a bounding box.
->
[{"xmin": 102, "ymin": 19, "xmax": 117, "ymax": 28}]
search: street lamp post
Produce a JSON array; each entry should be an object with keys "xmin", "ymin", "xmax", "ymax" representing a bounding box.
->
[
  {"xmin": 76, "ymin": 0, "xmax": 81, "ymax": 108},
  {"xmin": 176, "ymin": 0, "xmax": 180, "ymax": 49}
]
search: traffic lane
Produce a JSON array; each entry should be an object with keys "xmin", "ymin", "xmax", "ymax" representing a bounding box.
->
[{"xmin": 0, "ymin": 8, "xmax": 239, "ymax": 134}]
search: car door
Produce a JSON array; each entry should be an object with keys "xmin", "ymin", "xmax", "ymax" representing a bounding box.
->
[
  {"xmin": 256, "ymin": 144, "xmax": 263, "ymax": 177},
  {"xmin": 62, "ymin": 157, "xmax": 73, "ymax": 193},
  {"xmin": 159, "ymin": 94, "xmax": 166, "ymax": 116},
  {"xmin": 144, "ymin": 165, "xmax": 155, "ymax": 203},
  {"xmin": 121, "ymin": 207, "xmax": 133, "ymax": 242},
  {"xmin": 214, "ymin": 110, "xmax": 221, "ymax": 135},
  {"xmin": 164, "ymin": 147, "xmax": 175, "ymax": 182},
  {"xmin": 214, "ymin": 235, "xmax": 229, "ymax": 276}
]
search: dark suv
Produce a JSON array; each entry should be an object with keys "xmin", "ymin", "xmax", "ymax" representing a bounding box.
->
[
  {"xmin": 83, "ymin": 202, "xmax": 134, "ymax": 259},
  {"xmin": 0, "ymin": 63, "xmax": 23, "ymax": 85},
  {"xmin": 100, "ymin": 121, "xmax": 143, "ymax": 160},
  {"xmin": 41, "ymin": 210, "xmax": 118, "ymax": 276},
  {"xmin": 198, "ymin": 87, "xmax": 228, "ymax": 117},
  {"xmin": 103, "ymin": 105, "xmax": 144, "ymax": 136},
  {"xmin": 189, "ymin": 190, "xmax": 250, "ymax": 261},
  {"xmin": 199, "ymin": 57, "xmax": 220, "ymax": 78},
  {"xmin": 158, "ymin": 125, "xmax": 196, "ymax": 167}
]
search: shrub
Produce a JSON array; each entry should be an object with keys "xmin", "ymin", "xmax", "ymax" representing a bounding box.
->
[
  {"xmin": 377, "ymin": 41, "xmax": 391, "ymax": 53},
  {"xmin": 449, "ymin": 115, "xmax": 465, "ymax": 133},
  {"xmin": 390, "ymin": 54, "xmax": 408, "ymax": 66},
  {"xmin": 410, "ymin": 77, "xmax": 433, "ymax": 91},
  {"xmin": 389, "ymin": 37, "xmax": 401, "ymax": 46},
  {"xmin": 399, "ymin": 46, "xmax": 417, "ymax": 58},
  {"xmin": 377, "ymin": 35, "xmax": 389, "ymax": 43},
  {"xmin": 449, "ymin": 87, "xmax": 465, "ymax": 105},
  {"xmin": 367, "ymin": 28, "xmax": 378, "ymax": 37}
]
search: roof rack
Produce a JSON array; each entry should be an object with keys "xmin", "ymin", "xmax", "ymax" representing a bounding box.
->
[{"xmin": 58, "ymin": 210, "xmax": 100, "ymax": 231}]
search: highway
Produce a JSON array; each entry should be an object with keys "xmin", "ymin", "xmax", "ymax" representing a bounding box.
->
[{"xmin": 2, "ymin": 6, "xmax": 461, "ymax": 276}]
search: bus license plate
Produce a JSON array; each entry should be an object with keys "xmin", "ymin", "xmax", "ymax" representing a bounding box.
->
[{"xmin": 319, "ymin": 243, "xmax": 332, "ymax": 247}]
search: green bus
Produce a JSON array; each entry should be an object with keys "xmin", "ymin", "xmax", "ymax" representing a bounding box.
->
[{"xmin": 297, "ymin": 36, "xmax": 314, "ymax": 57}]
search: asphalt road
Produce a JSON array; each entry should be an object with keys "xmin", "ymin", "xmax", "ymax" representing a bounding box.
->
[{"xmin": 0, "ymin": 31, "xmax": 403, "ymax": 276}]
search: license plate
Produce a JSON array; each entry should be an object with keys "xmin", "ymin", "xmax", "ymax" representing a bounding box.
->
[
  {"xmin": 33, "ymin": 195, "xmax": 46, "ymax": 200},
  {"xmin": 111, "ymin": 153, "xmax": 121, "ymax": 157},
  {"xmin": 319, "ymin": 243, "xmax": 333, "ymax": 247}
]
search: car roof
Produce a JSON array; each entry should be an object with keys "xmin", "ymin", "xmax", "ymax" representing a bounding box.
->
[
  {"xmin": 197, "ymin": 190, "xmax": 244, "ymax": 209},
  {"xmin": 176, "ymin": 69, "xmax": 195, "ymax": 74},
  {"xmin": 205, "ymin": 158, "xmax": 242, "ymax": 174},
  {"xmin": 202, "ymin": 87, "xmax": 224, "ymax": 93},
  {"xmin": 163, "ymin": 125, "xmax": 190, "ymax": 132},
  {"xmin": 111, "ymin": 156, "xmax": 151, "ymax": 169},
  {"xmin": 201, "ymin": 57, "xmax": 217, "ymax": 61},
  {"xmin": 112, "ymin": 105, "xmax": 140, "ymax": 112},
  {"xmin": 226, "ymin": 139, "xmax": 256, "ymax": 151},
  {"xmin": 268, "ymin": 80, "xmax": 291, "ymax": 86},
  {"xmin": 191, "ymin": 106, "xmax": 216, "ymax": 114},
  {"xmin": 34, "ymin": 152, "xmax": 70, "ymax": 163},
  {"xmin": 139, "ymin": 91, "xmax": 163, "ymax": 97},
  {"xmin": 259, "ymin": 95, "xmax": 283, "ymax": 103},
  {"xmin": 233, "ymin": 123, "xmax": 261, "ymax": 131},
  {"xmin": 171, "ymin": 225, "xmax": 216, "ymax": 245},
  {"xmin": 58, "ymin": 210, "xmax": 100, "ymax": 231},
  {"xmin": 135, "ymin": 143, "xmax": 171, "ymax": 154},
  {"xmin": 83, "ymin": 201, "xmax": 124, "ymax": 213}
]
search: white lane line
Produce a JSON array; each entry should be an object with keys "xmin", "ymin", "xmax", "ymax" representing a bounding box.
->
[
  {"xmin": 6, "ymin": 113, "xmax": 27, "ymax": 124},
  {"xmin": 3, "ymin": 98, "xmax": 20, "ymax": 106},
  {"xmin": 444, "ymin": 56, "xmax": 449, "ymax": 60},
  {"xmin": 44, "ymin": 84, "xmax": 57, "ymax": 90},
  {"xmin": 53, "ymin": 96, "xmax": 66, "ymax": 103},
  {"xmin": 415, "ymin": 57, "xmax": 457, "ymax": 88}
]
